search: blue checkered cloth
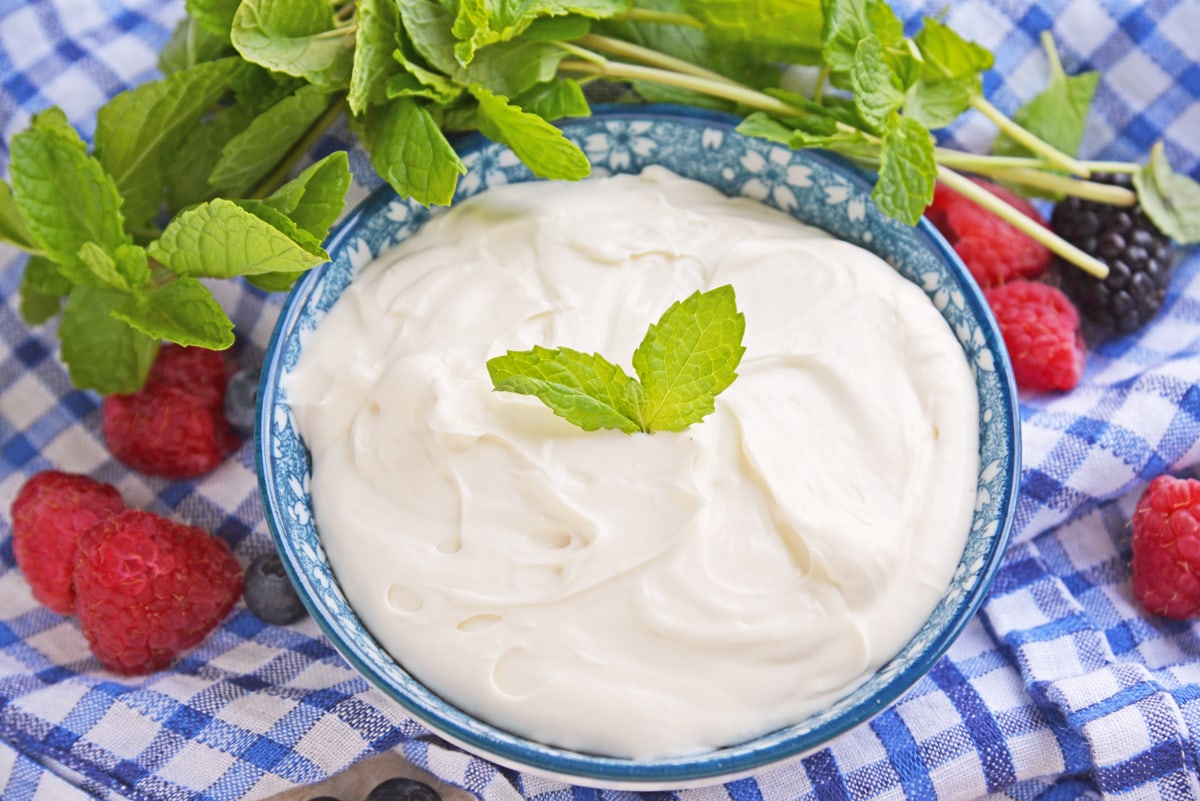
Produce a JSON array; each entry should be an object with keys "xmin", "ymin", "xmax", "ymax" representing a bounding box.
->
[{"xmin": 1, "ymin": 0, "xmax": 1199, "ymax": 799}]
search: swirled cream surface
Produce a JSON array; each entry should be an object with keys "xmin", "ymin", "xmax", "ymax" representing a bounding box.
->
[{"xmin": 284, "ymin": 167, "xmax": 980, "ymax": 759}]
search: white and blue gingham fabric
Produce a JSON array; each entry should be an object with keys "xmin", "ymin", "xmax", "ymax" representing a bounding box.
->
[{"xmin": 2, "ymin": 0, "xmax": 1200, "ymax": 799}]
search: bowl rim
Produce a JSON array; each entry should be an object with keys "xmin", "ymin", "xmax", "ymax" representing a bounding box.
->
[{"xmin": 256, "ymin": 102, "xmax": 1021, "ymax": 787}]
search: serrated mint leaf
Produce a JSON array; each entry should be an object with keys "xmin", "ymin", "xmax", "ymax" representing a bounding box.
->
[
  {"xmin": 59, "ymin": 285, "xmax": 159, "ymax": 395},
  {"xmin": 230, "ymin": 61, "xmax": 308, "ymax": 110},
  {"xmin": 913, "ymin": 17, "xmax": 992, "ymax": 85},
  {"xmin": 851, "ymin": 35, "xmax": 904, "ymax": 133},
  {"xmin": 452, "ymin": 0, "xmax": 625, "ymax": 65},
  {"xmin": 632, "ymin": 284, "xmax": 745, "ymax": 432},
  {"xmin": 0, "ymin": 179, "xmax": 36, "ymax": 250},
  {"xmin": 19, "ymin": 256, "xmax": 70, "ymax": 326},
  {"xmin": 1134, "ymin": 144, "xmax": 1200, "ymax": 245},
  {"xmin": 993, "ymin": 36, "xmax": 1098, "ymax": 160},
  {"xmin": 349, "ymin": 0, "xmax": 402, "ymax": 116},
  {"xmin": 78, "ymin": 242, "xmax": 131, "ymax": 290},
  {"xmin": 114, "ymin": 276, "xmax": 236, "ymax": 349},
  {"xmin": 523, "ymin": 15, "xmax": 593, "ymax": 41},
  {"xmin": 94, "ymin": 58, "xmax": 238, "ymax": 233},
  {"xmin": 231, "ymin": 0, "xmax": 354, "ymax": 90},
  {"xmin": 147, "ymin": 197, "xmax": 328, "ymax": 278},
  {"xmin": 159, "ymin": 17, "xmax": 234, "ymax": 74},
  {"xmin": 165, "ymin": 102, "xmax": 258, "ymax": 212},
  {"xmin": 232, "ymin": 199, "xmax": 328, "ymax": 257},
  {"xmin": 686, "ymin": 0, "xmax": 824, "ymax": 64},
  {"xmin": 873, "ymin": 115, "xmax": 936, "ymax": 225},
  {"xmin": 209, "ymin": 83, "xmax": 333, "ymax": 195},
  {"xmin": 186, "ymin": 0, "xmax": 242, "ymax": 39},
  {"xmin": 903, "ymin": 79, "xmax": 972, "ymax": 129},
  {"xmin": 388, "ymin": 36, "xmax": 464, "ymax": 104},
  {"xmin": 513, "ymin": 78, "xmax": 590, "ymax": 120},
  {"xmin": 820, "ymin": 0, "xmax": 904, "ymax": 76},
  {"xmin": 736, "ymin": 111, "xmax": 873, "ymax": 160},
  {"xmin": 354, "ymin": 97, "xmax": 466, "ymax": 206},
  {"xmin": 399, "ymin": 0, "xmax": 566, "ymax": 97},
  {"xmin": 260, "ymin": 151, "xmax": 352, "ymax": 240},
  {"xmin": 10, "ymin": 110, "xmax": 131, "ymax": 274},
  {"xmin": 488, "ymin": 346, "xmax": 644, "ymax": 433},
  {"xmin": 471, "ymin": 85, "xmax": 590, "ymax": 181},
  {"xmin": 245, "ymin": 271, "xmax": 305, "ymax": 293}
]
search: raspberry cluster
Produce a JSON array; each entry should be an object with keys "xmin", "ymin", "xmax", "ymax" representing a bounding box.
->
[{"xmin": 9, "ymin": 471, "xmax": 242, "ymax": 675}]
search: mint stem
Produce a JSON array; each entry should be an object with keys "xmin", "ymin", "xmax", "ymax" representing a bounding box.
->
[
  {"xmin": 970, "ymin": 95, "xmax": 1090, "ymax": 177},
  {"xmin": 936, "ymin": 165, "xmax": 1109, "ymax": 278},
  {"xmin": 935, "ymin": 154, "xmax": 1137, "ymax": 204},
  {"xmin": 572, "ymin": 35, "xmax": 743, "ymax": 87},
  {"xmin": 934, "ymin": 149, "xmax": 1139, "ymax": 175}
]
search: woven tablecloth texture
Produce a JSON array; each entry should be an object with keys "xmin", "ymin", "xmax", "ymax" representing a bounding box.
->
[{"xmin": 2, "ymin": 0, "xmax": 1200, "ymax": 799}]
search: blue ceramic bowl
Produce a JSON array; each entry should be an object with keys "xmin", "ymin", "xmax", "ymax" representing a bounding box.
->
[{"xmin": 256, "ymin": 105, "xmax": 1020, "ymax": 789}]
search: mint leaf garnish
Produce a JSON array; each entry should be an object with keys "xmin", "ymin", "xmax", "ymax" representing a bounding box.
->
[
  {"xmin": 230, "ymin": 0, "xmax": 354, "ymax": 90},
  {"xmin": 0, "ymin": 180, "xmax": 35, "ymax": 250},
  {"xmin": 349, "ymin": 0, "xmax": 402, "ymax": 115},
  {"xmin": 471, "ymin": 85, "xmax": 591, "ymax": 181},
  {"xmin": 18, "ymin": 256, "xmax": 71, "ymax": 326},
  {"xmin": 113, "ymin": 276, "xmax": 236, "ymax": 349},
  {"xmin": 874, "ymin": 115, "xmax": 937, "ymax": 225},
  {"xmin": 59, "ymin": 286, "xmax": 160, "ymax": 395},
  {"xmin": 1135, "ymin": 143, "xmax": 1200, "ymax": 245},
  {"xmin": 488, "ymin": 284, "xmax": 745, "ymax": 434},
  {"xmin": 354, "ymin": 96, "xmax": 467, "ymax": 206}
]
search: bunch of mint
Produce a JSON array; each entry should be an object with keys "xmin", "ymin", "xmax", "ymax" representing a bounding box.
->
[{"xmin": 1, "ymin": 0, "xmax": 1197, "ymax": 403}]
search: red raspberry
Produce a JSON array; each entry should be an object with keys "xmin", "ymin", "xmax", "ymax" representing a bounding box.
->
[
  {"xmin": 102, "ymin": 346, "xmax": 238, "ymax": 478},
  {"xmin": 1131, "ymin": 475, "xmax": 1200, "ymax": 619},
  {"xmin": 927, "ymin": 178, "xmax": 1052, "ymax": 288},
  {"xmin": 73, "ymin": 509, "xmax": 243, "ymax": 675},
  {"xmin": 9, "ymin": 471, "xmax": 126, "ymax": 615},
  {"xmin": 145, "ymin": 344, "xmax": 232, "ymax": 414},
  {"xmin": 984, "ymin": 280, "xmax": 1085, "ymax": 392}
]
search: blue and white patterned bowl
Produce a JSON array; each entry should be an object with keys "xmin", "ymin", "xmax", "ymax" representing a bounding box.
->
[{"xmin": 256, "ymin": 105, "xmax": 1020, "ymax": 788}]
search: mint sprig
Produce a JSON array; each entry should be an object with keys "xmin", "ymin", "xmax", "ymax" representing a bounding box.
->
[{"xmin": 488, "ymin": 284, "xmax": 745, "ymax": 434}]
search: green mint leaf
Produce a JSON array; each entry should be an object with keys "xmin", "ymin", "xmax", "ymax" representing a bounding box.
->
[
  {"xmin": 399, "ymin": 0, "xmax": 566, "ymax": 97},
  {"xmin": 159, "ymin": 17, "xmax": 233, "ymax": 75},
  {"xmin": 232, "ymin": 199, "xmax": 328, "ymax": 257},
  {"xmin": 522, "ymin": 15, "xmax": 593, "ymax": 42},
  {"xmin": 631, "ymin": 284, "xmax": 745, "ymax": 432},
  {"xmin": 873, "ymin": 114, "xmax": 936, "ymax": 224},
  {"xmin": 487, "ymin": 346, "xmax": 644, "ymax": 433},
  {"xmin": 471, "ymin": 85, "xmax": 591, "ymax": 180},
  {"xmin": 388, "ymin": 34, "xmax": 464, "ymax": 104},
  {"xmin": 851, "ymin": 35, "xmax": 905, "ymax": 133},
  {"xmin": 73, "ymin": 243, "xmax": 150, "ymax": 293},
  {"xmin": 164, "ymin": 102, "xmax": 258, "ymax": 213},
  {"xmin": 230, "ymin": 61, "xmax": 308, "ymax": 110},
  {"xmin": 1134, "ymin": 143, "xmax": 1200, "ymax": 245},
  {"xmin": 10, "ymin": 108, "xmax": 131, "ymax": 274},
  {"xmin": 0, "ymin": 179, "xmax": 36, "ymax": 250},
  {"xmin": 147, "ymin": 197, "xmax": 328, "ymax": 278},
  {"xmin": 686, "ymin": 0, "xmax": 824, "ymax": 64},
  {"xmin": 259, "ymin": 151, "xmax": 352, "ymax": 240},
  {"xmin": 94, "ymin": 58, "xmax": 238, "ymax": 233},
  {"xmin": 452, "ymin": 0, "xmax": 625, "ymax": 65},
  {"xmin": 186, "ymin": 0, "xmax": 242, "ymax": 39},
  {"xmin": 353, "ymin": 96, "xmax": 467, "ymax": 206},
  {"xmin": 903, "ymin": 79, "xmax": 973, "ymax": 129},
  {"xmin": 913, "ymin": 16, "xmax": 993, "ymax": 85},
  {"xmin": 512, "ymin": 77, "xmax": 590, "ymax": 121},
  {"xmin": 77, "ymin": 242, "xmax": 132, "ymax": 290},
  {"xmin": 231, "ymin": 0, "xmax": 354, "ymax": 90},
  {"xmin": 820, "ymin": 0, "xmax": 904, "ymax": 76},
  {"xmin": 350, "ymin": 0, "xmax": 402, "ymax": 115},
  {"xmin": 18, "ymin": 256, "xmax": 71, "ymax": 326},
  {"xmin": 245, "ymin": 270, "xmax": 306, "ymax": 293},
  {"xmin": 113, "ymin": 276, "xmax": 236, "ymax": 349},
  {"xmin": 993, "ymin": 36, "xmax": 1098, "ymax": 160},
  {"xmin": 59, "ymin": 286, "xmax": 160, "ymax": 395},
  {"xmin": 209, "ymin": 83, "xmax": 333, "ymax": 195}
]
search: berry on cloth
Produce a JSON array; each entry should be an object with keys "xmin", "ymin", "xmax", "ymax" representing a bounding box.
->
[
  {"xmin": 102, "ymin": 345, "xmax": 239, "ymax": 478},
  {"xmin": 73, "ymin": 509, "xmax": 243, "ymax": 675},
  {"xmin": 926, "ymin": 178, "xmax": 1053, "ymax": 289},
  {"xmin": 1131, "ymin": 475, "xmax": 1200, "ymax": 620},
  {"xmin": 1052, "ymin": 174, "xmax": 1175, "ymax": 335},
  {"xmin": 223, "ymin": 366, "xmax": 260, "ymax": 435},
  {"xmin": 984, "ymin": 280, "xmax": 1085, "ymax": 392},
  {"xmin": 9, "ymin": 471, "xmax": 126, "ymax": 615},
  {"xmin": 366, "ymin": 777, "xmax": 443, "ymax": 801},
  {"xmin": 243, "ymin": 552, "xmax": 308, "ymax": 625}
]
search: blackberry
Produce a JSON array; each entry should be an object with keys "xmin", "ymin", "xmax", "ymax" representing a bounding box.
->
[
  {"xmin": 1051, "ymin": 173, "xmax": 1174, "ymax": 335},
  {"xmin": 365, "ymin": 778, "xmax": 442, "ymax": 801},
  {"xmin": 244, "ymin": 552, "xmax": 308, "ymax": 625}
]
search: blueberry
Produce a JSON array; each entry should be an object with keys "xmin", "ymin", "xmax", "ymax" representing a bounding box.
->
[
  {"xmin": 244, "ymin": 552, "xmax": 307, "ymax": 625},
  {"xmin": 224, "ymin": 366, "xmax": 260, "ymax": 434},
  {"xmin": 365, "ymin": 777, "xmax": 442, "ymax": 801}
]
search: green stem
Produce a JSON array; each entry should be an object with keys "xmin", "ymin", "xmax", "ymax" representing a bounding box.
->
[
  {"xmin": 934, "ymin": 148, "xmax": 1139, "ymax": 175},
  {"xmin": 556, "ymin": 40, "xmax": 605, "ymax": 65},
  {"xmin": 970, "ymin": 95, "xmax": 1090, "ymax": 177},
  {"xmin": 959, "ymin": 166, "xmax": 1137, "ymax": 205},
  {"xmin": 559, "ymin": 58, "xmax": 801, "ymax": 116},
  {"xmin": 608, "ymin": 8, "xmax": 703, "ymax": 27},
  {"xmin": 936, "ymin": 165, "xmax": 1109, "ymax": 279},
  {"xmin": 813, "ymin": 64, "xmax": 829, "ymax": 104},
  {"xmin": 249, "ymin": 95, "xmax": 347, "ymax": 200},
  {"xmin": 572, "ymin": 35, "xmax": 743, "ymax": 87}
]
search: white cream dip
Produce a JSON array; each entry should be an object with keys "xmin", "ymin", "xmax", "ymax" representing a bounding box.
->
[{"xmin": 284, "ymin": 166, "xmax": 980, "ymax": 760}]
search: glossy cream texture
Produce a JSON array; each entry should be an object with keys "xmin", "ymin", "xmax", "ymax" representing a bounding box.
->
[{"xmin": 284, "ymin": 167, "xmax": 980, "ymax": 759}]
